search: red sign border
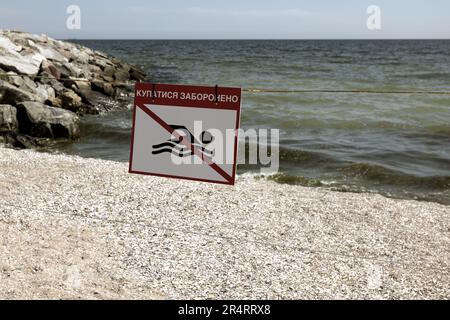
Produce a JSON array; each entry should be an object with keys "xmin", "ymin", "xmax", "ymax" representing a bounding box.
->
[{"xmin": 129, "ymin": 83, "xmax": 242, "ymax": 185}]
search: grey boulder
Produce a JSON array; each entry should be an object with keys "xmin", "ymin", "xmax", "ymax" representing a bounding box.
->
[
  {"xmin": 0, "ymin": 104, "xmax": 18, "ymax": 133},
  {"xmin": 0, "ymin": 80, "xmax": 39, "ymax": 105},
  {"xmin": 5, "ymin": 72, "xmax": 38, "ymax": 93},
  {"xmin": 15, "ymin": 101, "xmax": 79, "ymax": 139},
  {"xmin": 129, "ymin": 66, "xmax": 146, "ymax": 81},
  {"xmin": 91, "ymin": 80, "xmax": 115, "ymax": 97},
  {"xmin": 0, "ymin": 36, "xmax": 45, "ymax": 76},
  {"xmin": 59, "ymin": 89, "xmax": 82, "ymax": 111}
]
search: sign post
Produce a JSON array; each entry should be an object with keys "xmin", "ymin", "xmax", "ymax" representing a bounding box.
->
[{"xmin": 129, "ymin": 83, "xmax": 241, "ymax": 185}]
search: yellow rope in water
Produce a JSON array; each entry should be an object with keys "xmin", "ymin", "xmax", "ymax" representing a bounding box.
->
[{"xmin": 1, "ymin": 73, "xmax": 449, "ymax": 95}]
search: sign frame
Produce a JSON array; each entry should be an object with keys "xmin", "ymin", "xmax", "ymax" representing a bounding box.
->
[{"xmin": 129, "ymin": 82, "xmax": 242, "ymax": 185}]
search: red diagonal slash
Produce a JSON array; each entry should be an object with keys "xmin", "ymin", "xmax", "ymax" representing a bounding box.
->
[{"xmin": 137, "ymin": 104, "xmax": 234, "ymax": 184}]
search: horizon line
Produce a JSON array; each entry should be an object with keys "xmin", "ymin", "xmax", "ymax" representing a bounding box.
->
[{"xmin": 60, "ymin": 38, "xmax": 450, "ymax": 41}]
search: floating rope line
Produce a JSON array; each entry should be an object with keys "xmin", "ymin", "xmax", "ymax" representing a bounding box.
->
[
  {"xmin": 1, "ymin": 73, "xmax": 449, "ymax": 95},
  {"xmin": 243, "ymin": 88, "xmax": 450, "ymax": 95}
]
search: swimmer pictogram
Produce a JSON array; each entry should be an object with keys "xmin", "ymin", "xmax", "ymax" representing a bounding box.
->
[
  {"xmin": 151, "ymin": 125, "xmax": 214, "ymax": 158},
  {"xmin": 130, "ymin": 83, "xmax": 241, "ymax": 185}
]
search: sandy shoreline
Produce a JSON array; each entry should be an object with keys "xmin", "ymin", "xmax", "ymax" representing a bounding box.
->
[{"xmin": 0, "ymin": 147, "xmax": 448, "ymax": 299}]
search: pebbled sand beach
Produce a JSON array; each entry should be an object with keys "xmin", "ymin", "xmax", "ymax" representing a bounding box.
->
[{"xmin": 0, "ymin": 147, "xmax": 448, "ymax": 299}]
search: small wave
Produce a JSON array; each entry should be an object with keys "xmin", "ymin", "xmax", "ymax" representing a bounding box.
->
[
  {"xmin": 267, "ymin": 174, "xmax": 323, "ymax": 187},
  {"xmin": 394, "ymin": 72, "xmax": 450, "ymax": 80},
  {"xmin": 278, "ymin": 147, "xmax": 335, "ymax": 165},
  {"xmin": 339, "ymin": 162, "xmax": 450, "ymax": 189},
  {"xmin": 79, "ymin": 128, "xmax": 131, "ymax": 141},
  {"xmin": 415, "ymin": 72, "xmax": 450, "ymax": 80}
]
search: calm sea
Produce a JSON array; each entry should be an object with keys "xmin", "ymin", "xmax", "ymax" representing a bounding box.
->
[{"xmin": 56, "ymin": 40, "xmax": 450, "ymax": 204}]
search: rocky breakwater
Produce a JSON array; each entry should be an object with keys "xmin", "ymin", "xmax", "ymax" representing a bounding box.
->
[{"xmin": 0, "ymin": 30, "xmax": 145, "ymax": 148}]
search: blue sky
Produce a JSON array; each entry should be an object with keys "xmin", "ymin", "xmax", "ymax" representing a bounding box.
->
[{"xmin": 0, "ymin": 0, "xmax": 449, "ymax": 39}]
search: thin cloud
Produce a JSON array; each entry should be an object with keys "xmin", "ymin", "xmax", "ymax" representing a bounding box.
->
[
  {"xmin": 127, "ymin": 6, "xmax": 162, "ymax": 15},
  {"xmin": 187, "ymin": 7, "xmax": 313, "ymax": 18}
]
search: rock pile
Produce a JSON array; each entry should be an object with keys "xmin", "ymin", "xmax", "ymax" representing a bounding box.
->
[{"xmin": 0, "ymin": 30, "xmax": 145, "ymax": 148}]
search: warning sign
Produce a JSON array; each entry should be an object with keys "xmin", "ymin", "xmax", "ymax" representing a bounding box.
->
[{"xmin": 129, "ymin": 83, "xmax": 241, "ymax": 185}]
